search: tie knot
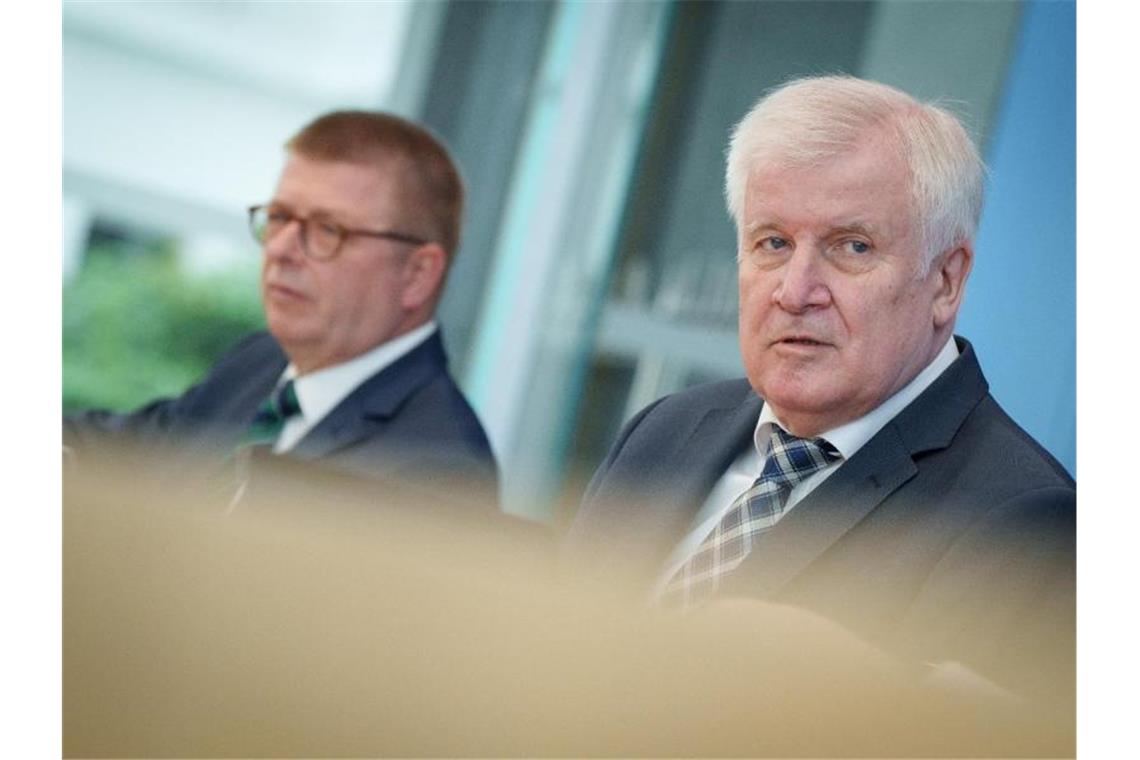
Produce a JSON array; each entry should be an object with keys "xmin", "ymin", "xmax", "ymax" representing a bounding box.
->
[
  {"xmin": 272, "ymin": 380, "xmax": 301, "ymax": 420},
  {"xmin": 761, "ymin": 426, "xmax": 840, "ymax": 490},
  {"xmin": 241, "ymin": 380, "xmax": 302, "ymax": 450}
]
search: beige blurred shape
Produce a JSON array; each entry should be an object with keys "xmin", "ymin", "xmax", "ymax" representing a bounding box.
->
[{"xmin": 64, "ymin": 447, "xmax": 1073, "ymax": 758}]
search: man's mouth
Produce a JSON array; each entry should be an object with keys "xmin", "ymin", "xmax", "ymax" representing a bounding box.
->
[
  {"xmin": 775, "ymin": 336, "xmax": 829, "ymax": 347},
  {"xmin": 265, "ymin": 282, "xmax": 308, "ymax": 301}
]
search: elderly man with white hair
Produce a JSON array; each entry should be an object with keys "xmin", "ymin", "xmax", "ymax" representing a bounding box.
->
[{"xmin": 567, "ymin": 76, "xmax": 1074, "ymax": 706}]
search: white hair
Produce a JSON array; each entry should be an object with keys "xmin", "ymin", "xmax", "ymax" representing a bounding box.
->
[{"xmin": 725, "ymin": 75, "xmax": 985, "ymax": 270}]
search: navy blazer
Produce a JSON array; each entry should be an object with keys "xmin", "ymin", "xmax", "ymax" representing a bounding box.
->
[
  {"xmin": 567, "ymin": 338, "xmax": 1074, "ymax": 700},
  {"xmin": 65, "ymin": 330, "xmax": 498, "ymax": 500}
]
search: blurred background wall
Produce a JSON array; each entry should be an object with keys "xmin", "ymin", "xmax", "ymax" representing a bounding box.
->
[{"xmin": 63, "ymin": 0, "xmax": 1075, "ymax": 522}]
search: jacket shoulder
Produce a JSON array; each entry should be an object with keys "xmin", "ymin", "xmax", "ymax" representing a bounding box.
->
[
  {"xmin": 954, "ymin": 394, "xmax": 1075, "ymax": 491},
  {"xmin": 207, "ymin": 331, "xmax": 285, "ymax": 374},
  {"xmin": 633, "ymin": 377, "xmax": 755, "ymax": 424},
  {"xmin": 581, "ymin": 377, "xmax": 754, "ymax": 502},
  {"xmin": 64, "ymin": 330, "xmax": 279, "ymax": 444}
]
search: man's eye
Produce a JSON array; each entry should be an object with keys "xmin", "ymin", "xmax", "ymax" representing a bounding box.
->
[
  {"xmin": 266, "ymin": 209, "xmax": 292, "ymax": 224},
  {"xmin": 841, "ymin": 239, "xmax": 871, "ymax": 255},
  {"xmin": 758, "ymin": 236, "xmax": 790, "ymax": 252},
  {"xmin": 315, "ymin": 221, "xmax": 341, "ymax": 238}
]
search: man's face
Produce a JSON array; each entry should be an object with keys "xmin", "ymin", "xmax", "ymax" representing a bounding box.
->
[
  {"xmin": 261, "ymin": 153, "xmax": 420, "ymax": 373},
  {"xmin": 737, "ymin": 133, "xmax": 951, "ymax": 437}
]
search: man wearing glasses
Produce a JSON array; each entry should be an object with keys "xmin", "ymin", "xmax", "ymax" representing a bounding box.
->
[{"xmin": 66, "ymin": 111, "xmax": 497, "ymax": 503}]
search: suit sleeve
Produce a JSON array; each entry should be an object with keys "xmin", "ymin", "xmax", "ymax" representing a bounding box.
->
[
  {"xmin": 900, "ymin": 485, "xmax": 1075, "ymax": 708},
  {"xmin": 63, "ymin": 332, "xmax": 269, "ymax": 449},
  {"xmin": 64, "ymin": 379, "xmax": 213, "ymax": 450}
]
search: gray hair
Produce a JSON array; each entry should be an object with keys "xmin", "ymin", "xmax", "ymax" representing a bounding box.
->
[{"xmin": 725, "ymin": 75, "xmax": 985, "ymax": 269}]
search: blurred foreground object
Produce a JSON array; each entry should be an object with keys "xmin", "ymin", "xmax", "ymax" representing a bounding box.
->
[{"xmin": 65, "ymin": 449, "xmax": 1072, "ymax": 757}]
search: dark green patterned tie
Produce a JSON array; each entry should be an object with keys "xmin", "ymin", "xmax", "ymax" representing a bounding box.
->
[{"xmin": 244, "ymin": 380, "xmax": 301, "ymax": 448}]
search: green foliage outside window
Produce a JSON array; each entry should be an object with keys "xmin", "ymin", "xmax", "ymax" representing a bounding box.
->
[{"xmin": 63, "ymin": 242, "xmax": 265, "ymax": 413}]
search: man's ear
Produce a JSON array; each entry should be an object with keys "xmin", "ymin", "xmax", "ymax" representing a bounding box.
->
[
  {"xmin": 931, "ymin": 243, "xmax": 973, "ymax": 329},
  {"xmin": 400, "ymin": 243, "xmax": 448, "ymax": 311}
]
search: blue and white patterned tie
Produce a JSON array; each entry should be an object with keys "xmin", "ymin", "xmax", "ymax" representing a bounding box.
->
[{"xmin": 662, "ymin": 426, "xmax": 840, "ymax": 609}]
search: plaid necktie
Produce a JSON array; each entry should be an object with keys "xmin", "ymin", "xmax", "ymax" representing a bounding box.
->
[
  {"xmin": 661, "ymin": 426, "xmax": 840, "ymax": 609},
  {"xmin": 243, "ymin": 380, "xmax": 301, "ymax": 449}
]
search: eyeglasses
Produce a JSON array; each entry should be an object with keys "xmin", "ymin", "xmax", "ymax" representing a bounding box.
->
[{"xmin": 248, "ymin": 204, "xmax": 428, "ymax": 261}]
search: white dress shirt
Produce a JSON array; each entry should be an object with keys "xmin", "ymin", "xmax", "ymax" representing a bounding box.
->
[
  {"xmin": 653, "ymin": 336, "xmax": 960, "ymax": 595},
  {"xmin": 271, "ymin": 321, "xmax": 438, "ymax": 453}
]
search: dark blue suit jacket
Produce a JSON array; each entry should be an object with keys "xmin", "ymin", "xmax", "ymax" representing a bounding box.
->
[
  {"xmin": 567, "ymin": 338, "xmax": 1074, "ymax": 700},
  {"xmin": 65, "ymin": 330, "xmax": 498, "ymax": 501}
]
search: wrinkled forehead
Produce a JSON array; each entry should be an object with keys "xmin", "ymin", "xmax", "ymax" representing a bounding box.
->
[
  {"xmin": 741, "ymin": 138, "xmax": 917, "ymax": 230},
  {"xmin": 273, "ymin": 153, "xmax": 407, "ymax": 220}
]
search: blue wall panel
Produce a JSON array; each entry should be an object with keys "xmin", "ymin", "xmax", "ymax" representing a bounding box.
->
[{"xmin": 957, "ymin": 0, "xmax": 1075, "ymax": 476}]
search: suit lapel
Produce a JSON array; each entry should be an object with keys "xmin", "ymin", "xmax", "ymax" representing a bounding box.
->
[
  {"xmin": 726, "ymin": 336, "xmax": 989, "ymax": 598},
  {"xmin": 662, "ymin": 390, "xmax": 763, "ymax": 515},
  {"xmin": 289, "ymin": 333, "xmax": 448, "ymax": 460},
  {"xmin": 726, "ymin": 422, "xmax": 917, "ymax": 597},
  {"xmin": 230, "ymin": 362, "xmax": 286, "ymax": 425},
  {"xmin": 185, "ymin": 338, "xmax": 286, "ymax": 454},
  {"xmin": 589, "ymin": 383, "xmax": 762, "ymax": 572}
]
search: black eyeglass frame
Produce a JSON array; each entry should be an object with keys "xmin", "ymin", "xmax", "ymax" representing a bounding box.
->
[{"xmin": 248, "ymin": 204, "xmax": 429, "ymax": 260}]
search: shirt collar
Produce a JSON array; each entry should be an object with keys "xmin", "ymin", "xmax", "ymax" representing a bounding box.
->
[
  {"xmin": 281, "ymin": 321, "xmax": 438, "ymax": 425},
  {"xmin": 754, "ymin": 335, "xmax": 959, "ymax": 460}
]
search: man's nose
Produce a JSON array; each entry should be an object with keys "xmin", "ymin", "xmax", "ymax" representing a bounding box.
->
[{"xmin": 771, "ymin": 249, "xmax": 831, "ymax": 312}]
